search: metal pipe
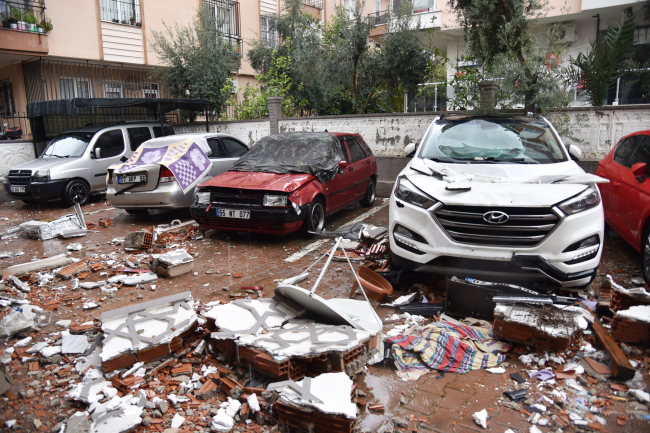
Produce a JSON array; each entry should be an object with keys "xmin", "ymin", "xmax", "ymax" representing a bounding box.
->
[{"xmin": 310, "ymin": 237, "xmax": 343, "ymax": 295}]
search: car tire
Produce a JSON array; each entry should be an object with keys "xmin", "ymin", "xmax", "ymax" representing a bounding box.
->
[
  {"xmin": 125, "ymin": 209, "xmax": 148, "ymax": 216},
  {"xmin": 360, "ymin": 178, "xmax": 376, "ymax": 207},
  {"xmin": 642, "ymin": 226, "xmax": 650, "ymax": 285},
  {"xmin": 62, "ymin": 180, "xmax": 89, "ymax": 207},
  {"xmin": 301, "ymin": 198, "xmax": 325, "ymax": 235}
]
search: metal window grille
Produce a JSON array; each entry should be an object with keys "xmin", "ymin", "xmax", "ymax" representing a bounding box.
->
[
  {"xmin": 634, "ymin": 26, "xmax": 650, "ymax": 45},
  {"xmin": 99, "ymin": 0, "xmax": 141, "ymax": 24},
  {"xmin": 0, "ymin": 0, "xmax": 45, "ymax": 22},
  {"xmin": 261, "ymin": 16, "xmax": 278, "ymax": 48},
  {"xmin": 302, "ymin": 0, "xmax": 323, "ymax": 9},
  {"xmin": 203, "ymin": 0, "xmax": 242, "ymax": 54},
  {"xmin": 367, "ymin": 10, "xmax": 388, "ymax": 26},
  {"xmin": 0, "ymin": 79, "xmax": 15, "ymax": 116}
]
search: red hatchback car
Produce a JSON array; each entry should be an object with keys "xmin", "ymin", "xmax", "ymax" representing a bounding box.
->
[
  {"xmin": 190, "ymin": 132, "xmax": 378, "ymax": 236},
  {"xmin": 596, "ymin": 130, "xmax": 650, "ymax": 282}
]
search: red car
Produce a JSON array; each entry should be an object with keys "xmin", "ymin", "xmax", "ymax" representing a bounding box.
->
[
  {"xmin": 596, "ymin": 130, "xmax": 650, "ymax": 281},
  {"xmin": 190, "ymin": 132, "xmax": 378, "ymax": 235}
]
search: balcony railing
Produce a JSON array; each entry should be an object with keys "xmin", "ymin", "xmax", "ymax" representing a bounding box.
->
[
  {"xmin": 303, "ymin": 0, "xmax": 324, "ymax": 10},
  {"xmin": 367, "ymin": 11, "xmax": 389, "ymax": 26},
  {"xmin": 0, "ymin": 1, "xmax": 46, "ymax": 25},
  {"xmin": 99, "ymin": 0, "xmax": 141, "ymax": 25}
]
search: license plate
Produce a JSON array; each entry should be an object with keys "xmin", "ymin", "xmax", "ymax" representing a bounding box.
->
[
  {"xmin": 10, "ymin": 186, "xmax": 25, "ymax": 193},
  {"xmin": 118, "ymin": 174, "xmax": 147, "ymax": 184},
  {"xmin": 216, "ymin": 209, "xmax": 250, "ymax": 219}
]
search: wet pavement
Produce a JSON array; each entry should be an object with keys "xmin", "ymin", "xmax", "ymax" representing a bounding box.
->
[{"xmin": 0, "ymin": 195, "xmax": 649, "ymax": 432}]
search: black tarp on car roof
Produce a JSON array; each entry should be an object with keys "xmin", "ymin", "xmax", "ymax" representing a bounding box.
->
[
  {"xmin": 26, "ymin": 98, "xmax": 209, "ymax": 118},
  {"xmin": 229, "ymin": 132, "xmax": 341, "ymax": 184}
]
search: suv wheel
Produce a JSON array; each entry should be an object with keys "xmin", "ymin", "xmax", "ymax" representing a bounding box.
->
[
  {"xmin": 360, "ymin": 178, "xmax": 376, "ymax": 207},
  {"xmin": 62, "ymin": 180, "xmax": 89, "ymax": 207},
  {"xmin": 301, "ymin": 198, "xmax": 325, "ymax": 235}
]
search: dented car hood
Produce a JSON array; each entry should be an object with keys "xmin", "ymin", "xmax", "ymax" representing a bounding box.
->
[
  {"xmin": 405, "ymin": 159, "xmax": 607, "ymax": 207},
  {"xmin": 200, "ymin": 171, "xmax": 314, "ymax": 193}
]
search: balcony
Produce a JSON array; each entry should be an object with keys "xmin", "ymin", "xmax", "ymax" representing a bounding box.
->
[
  {"xmin": 366, "ymin": 7, "xmax": 440, "ymax": 36},
  {"xmin": 0, "ymin": 1, "xmax": 48, "ymax": 56},
  {"xmin": 205, "ymin": 0, "xmax": 243, "ymax": 55},
  {"xmin": 367, "ymin": 11, "xmax": 388, "ymax": 27}
]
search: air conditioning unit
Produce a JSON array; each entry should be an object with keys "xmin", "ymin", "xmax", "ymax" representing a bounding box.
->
[{"xmin": 557, "ymin": 23, "xmax": 578, "ymax": 43}]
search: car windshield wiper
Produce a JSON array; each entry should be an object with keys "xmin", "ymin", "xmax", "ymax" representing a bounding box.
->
[
  {"xmin": 45, "ymin": 154, "xmax": 68, "ymax": 158},
  {"xmin": 484, "ymin": 157, "xmax": 539, "ymax": 164},
  {"xmin": 426, "ymin": 157, "xmax": 458, "ymax": 163}
]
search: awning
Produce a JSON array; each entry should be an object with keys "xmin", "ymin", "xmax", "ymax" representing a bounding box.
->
[{"xmin": 27, "ymin": 98, "xmax": 210, "ymax": 118}]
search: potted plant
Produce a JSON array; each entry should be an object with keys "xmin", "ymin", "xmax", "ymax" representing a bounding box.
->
[
  {"xmin": 129, "ymin": 16, "xmax": 135, "ymax": 25},
  {"xmin": 2, "ymin": 16, "xmax": 11, "ymax": 29},
  {"xmin": 112, "ymin": 18, "xmax": 118, "ymax": 23},
  {"xmin": 121, "ymin": 19, "xmax": 126, "ymax": 24},
  {"xmin": 24, "ymin": 12, "xmax": 38, "ymax": 32},
  {"xmin": 135, "ymin": 22, "xmax": 142, "ymax": 27},
  {"xmin": 39, "ymin": 17, "xmax": 52, "ymax": 33},
  {"xmin": 11, "ymin": 7, "xmax": 24, "ymax": 31},
  {"xmin": 8, "ymin": 17, "xmax": 17, "ymax": 29}
]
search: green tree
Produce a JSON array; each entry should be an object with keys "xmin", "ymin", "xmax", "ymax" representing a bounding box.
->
[
  {"xmin": 567, "ymin": 13, "xmax": 636, "ymax": 106},
  {"xmin": 149, "ymin": 5, "xmax": 240, "ymax": 121}
]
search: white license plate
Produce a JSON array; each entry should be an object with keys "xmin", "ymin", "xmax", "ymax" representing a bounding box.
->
[
  {"xmin": 216, "ymin": 209, "xmax": 250, "ymax": 219},
  {"xmin": 118, "ymin": 174, "xmax": 147, "ymax": 184},
  {"xmin": 10, "ymin": 186, "xmax": 25, "ymax": 193}
]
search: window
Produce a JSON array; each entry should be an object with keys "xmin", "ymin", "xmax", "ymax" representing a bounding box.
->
[
  {"xmin": 153, "ymin": 126, "xmax": 175, "ymax": 138},
  {"xmin": 338, "ymin": 139, "xmax": 350, "ymax": 162},
  {"xmin": 206, "ymin": 138, "xmax": 226, "ymax": 157},
  {"xmin": 413, "ymin": 0, "xmax": 435, "ymax": 13},
  {"xmin": 628, "ymin": 136, "xmax": 650, "ymax": 169},
  {"xmin": 59, "ymin": 78, "xmax": 91, "ymax": 99},
  {"xmin": 613, "ymin": 137, "xmax": 639, "ymax": 167},
  {"xmin": 634, "ymin": 26, "xmax": 650, "ymax": 45},
  {"xmin": 347, "ymin": 137, "xmax": 367, "ymax": 162},
  {"xmin": 355, "ymin": 137, "xmax": 373, "ymax": 156},
  {"xmin": 221, "ymin": 137, "xmax": 248, "ymax": 157},
  {"xmin": 375, "ymin": 0, "xmax": 381, "ymax": 13},
  {"xmin": 127, "ymin": 127, "xmax": 152, "ymax": 151},
  {"xmin": 94, "ymin": 130, "xmax": 125, "ymax": 159},
  {"xmin": 104, "ymin": 82, "xmax": 123, "ymax": 98},
  {"xmin": 261, "ymin": 16, "xmax": 278, "ymax": 48},
  {"xmin": 343, "ymin": 0, "xmax": 356, "ymax": 18},
  {"xmin": 142, "ymin": 83, "xmax": 158, "ymax": 99},
  {"xmin": 100, "ymin": 0, "xmax": 141, "ymax": 24},
  {"xmin": 0, "ymin": 79, "xmax": 15, "ymax": 116}
]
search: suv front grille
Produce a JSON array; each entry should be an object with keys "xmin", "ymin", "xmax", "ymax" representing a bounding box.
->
[
  {"xmin": 7, "ymin": 170, "xmax": 32, "ymax": 185},
  {"xmin": 209, "ymin": 187, "xmax": 265, "ymax": 207},
  {"xmin": 434, "ymin": 205, "xmax": 559, "ymax": 247}
]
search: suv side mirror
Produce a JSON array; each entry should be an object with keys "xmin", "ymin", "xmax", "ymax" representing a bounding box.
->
[
  {"xmin": 404, "ymin": 142, "xmax": 417, "ymax": 158},
  {"xmin": 339, "ymin": 161, "xmax": 348, "ymax": 170},
  {"xmin": 632, "ymin": 162, "xmax": 647, "ymax": 182},
  {"xmin": 568, "ymin": 144, "xmax": 582, "ymax": 161},
  {"xmin": 94, "ymin": 148, "xmax": 102, "ymax": 159}
]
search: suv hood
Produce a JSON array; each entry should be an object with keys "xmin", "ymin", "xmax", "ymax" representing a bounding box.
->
[
  {"xmin": 404, "ymin": 159, "xmax": 607, "ymax": 207},
  {"xmin": 200, "ymin": 171, "xmax": 315, "ymax": 193},
  {"xmin": 9, "ymin": 157, "xmax": 81, "ymax": 174}
]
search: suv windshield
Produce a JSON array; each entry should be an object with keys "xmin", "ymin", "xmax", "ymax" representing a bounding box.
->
[
  {"xmin": 41, "ymin": 133, "xmax": 93, "ymax": 158},
  {"xmin": 419, "ymin": 117, "xmax": 567, "ymax": 164}
]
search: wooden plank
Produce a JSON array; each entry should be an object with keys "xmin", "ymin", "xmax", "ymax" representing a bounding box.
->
[{"xmin": 590, "ymin": 314, "xmax": 636, "ymax": 381}]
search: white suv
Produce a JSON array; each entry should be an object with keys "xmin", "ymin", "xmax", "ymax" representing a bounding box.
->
[{"xmin": 389, "ymin": 114, "xmax": 606, "ymax": 289}]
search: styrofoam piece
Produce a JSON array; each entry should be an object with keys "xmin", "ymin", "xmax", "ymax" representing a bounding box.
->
[
  {"xmin": 247, "ymin": 393, "xmax": 260, "ymax": 413},
  {"xmin": 61, "ymin": 334, "xmax": 90, "ymax": 354},
  {"xmin": 212, "ymin": 408, "xmax": 234, "ymax": 431},
  {"xmin": 617, "ymin": 305, "xmax": 650, "ymax": 323},
  {"xmin": 121, "ymin": 273, "xmax": 158, "ymax": 286},
  {"xmin": 225, "ymin": 398, "xmax": 241, "ymax": 417},
  {"xmin": 274, "ymin": 372, "xmax": 357, "ymax": 419},
  {"xmin": 3, "ymin": 254, "xmax": 73, "ymax": 275},
  {"xmin": 158, "ymin": 249, "xmax": 194, "ymax": 265},
  {"xmin": 486, "ymin": 367, "xmax": 506, "ymax": 374}
]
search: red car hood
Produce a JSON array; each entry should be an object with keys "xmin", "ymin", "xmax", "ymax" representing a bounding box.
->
[{"xmin": 200, "ymin": 171, "xmax": 315, "ymax": 192}]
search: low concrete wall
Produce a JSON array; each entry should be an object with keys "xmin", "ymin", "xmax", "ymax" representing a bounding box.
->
[{"xmin": 174, "ymin": 120, "xmax": 270, "ymax": 146}]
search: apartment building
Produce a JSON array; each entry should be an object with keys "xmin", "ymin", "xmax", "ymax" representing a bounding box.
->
[{"xmin": 0, "ymin": 0, "xmax": 644, "ymax": 143}]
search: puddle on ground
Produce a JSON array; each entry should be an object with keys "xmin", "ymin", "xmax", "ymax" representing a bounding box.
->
[{"xmin": 42, "ymin": 238, "xmax": 65, "ymax": 257}]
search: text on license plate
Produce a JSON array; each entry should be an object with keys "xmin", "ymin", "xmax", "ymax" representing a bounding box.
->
[
  {"xmin": 10, "ymin": 186, "xmax": 25, "ymax": 193},
  {"xmin": 118, "ymin": 174, "xmax": 147, "ymax": 184},
  {"xmin": 216, "ymin": 209, "xmax": 250, "ymax": 219}
]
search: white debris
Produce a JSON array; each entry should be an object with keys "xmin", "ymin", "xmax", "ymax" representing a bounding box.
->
[
  {"xmin": 67, "ymin": 243, "xmax": 83, "ymax": 251},
  {"xmin": 82, "ymin": 302, "xmax": 99, "ymax": 310},
  {"xmin": 56, "ymin": 320, "xmax": 72, "ymax": 328},
  {"xmin": 26, "ymin": 342, "xmax": 48, "ymax": 354},
  {"xmin": 247, "ymin": 393, "xmax": 260, "ymax": 413},
  {"xmin": 630, "ymin": 389, "xmax": 650, "ymax": 403},
  {"xmin": 168, "ymin": 394, "xmax": 190, "ymax": 405},
  {"xmin": 9, "ymin": 275, "xmax": 30, "ymax": 292},
  {"xmin": 171, "ymin": 414, "xmax": 185, "ymax": 428},
  {"xmin": 0, "ymin": 304, "xmax": 41, "ymax": 338},
  {"xmin": 530, "ymin": 426, "xmax": 543, "ymax": 433},
  {"xmin": 102, "ymin": 386, "xmax": 118, "ymax": 399},
  {"xmin": 40, "ymin": 346, "xmax": 62, "ymax": 357},
  {"xmin": 472, "ymin": 409, "xmax": 488, "ymax": 429},
  {"xmin": 486, "ymin": 367, "xmax": 506, "ymax": 374},
  {"xmin": 14, "ymin": 336, "xmax": 32, "ymax": 347},
  {"xmin": 617, "ymin": 305, "xmax": 650, "ymax": 323}
]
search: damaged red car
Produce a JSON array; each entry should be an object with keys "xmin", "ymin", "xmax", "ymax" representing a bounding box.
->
[{"xmin": 190, "ymin": 132, "xmax": 378, "ymax": 235}]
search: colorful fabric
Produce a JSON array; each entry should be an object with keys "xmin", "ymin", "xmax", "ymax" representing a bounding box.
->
[
  {"xmin": 387, "ymin": 321, "xmax": 509, "ymax": 380},
  {"xmin": 109, "ymin": 139, "xmax": 211, "ymax": 194}
]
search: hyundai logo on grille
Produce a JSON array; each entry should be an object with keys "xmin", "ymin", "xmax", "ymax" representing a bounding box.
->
[{"xmin": 483, "ymin": 211, "xmax": 509, "ymax": 224}]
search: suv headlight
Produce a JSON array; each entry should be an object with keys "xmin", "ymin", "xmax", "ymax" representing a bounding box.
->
[
  {"xmin": 558, "ymin": 186, "xmax": 600, "ymax": 215},
  {"xmin": 194, "ymin": 191, "xmax": 210, "ymax": 205},
  {"xmin": 263, "ymin": 195, "xmax": 287, "ymax": 207},
  {"xmin": 32, "ymin": 169, "xmax": 50, "ymax": 182},
  {"xmin": 394, "ymin": 176, "xmax": 437, "ymax": 209}
]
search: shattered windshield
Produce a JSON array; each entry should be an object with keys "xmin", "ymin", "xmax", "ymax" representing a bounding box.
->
[
  {"xmin": 41, "ymin": 133, "xmax": 93, "ymax": 158},
  {"xmin": 230, "ymin": 132, "xmax": 340, "ymax": 183},
  {"xmin": 419, "ymin": 117, "xmax": 567, "ymax": 164}
]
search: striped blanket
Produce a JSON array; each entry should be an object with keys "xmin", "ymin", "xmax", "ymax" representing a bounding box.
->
[{"xmin": 387, "ymin": 321, "xmax": 509, "ymax": 380}]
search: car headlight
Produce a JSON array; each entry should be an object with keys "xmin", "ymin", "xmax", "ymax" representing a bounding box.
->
[
  {"xmin": 32, "ymin": 169, "xmax": 50, "ymax": 182},
  {"xmin": 558, "ymin": 186, "xmax": 600, "ymax": 215},
  {"xmin": 194, "ymin": 191, "xmax": 211, "ymax": 205},
  {"xmin": 263, "ymin": 195, "xmax": 287, "ymax": 207},
  {"xmin": 394, "ymin": 176, "xmax": 437, "ymax": 209}
]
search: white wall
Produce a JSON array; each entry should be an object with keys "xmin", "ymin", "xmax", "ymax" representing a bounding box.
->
[{"xmin": 0, "ymin": 142, "xmax": 36, "ymax": 179}]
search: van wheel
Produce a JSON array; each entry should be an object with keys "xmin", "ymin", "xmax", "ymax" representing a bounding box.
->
[
  {"xmin": 62, "ymin": 180, "xmax": 89, "ymax": 207},
  {"xmin": 360, "ymin": 179, "xmax": 376, "ymax": 207},
  {"xmin": 301, "ymin": 198, "xmax": 325, "ymax": 235},
  {"xmin": 125, "ymin": 209, "xmax": 148, "ymax": 216}
]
